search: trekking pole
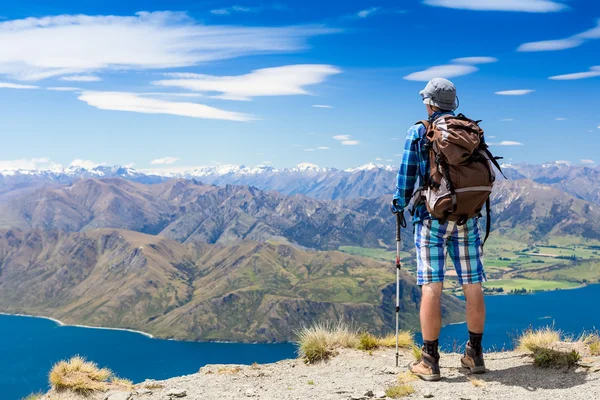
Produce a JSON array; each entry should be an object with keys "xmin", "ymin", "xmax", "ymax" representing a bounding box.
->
[{"xmin": 390, "ymin": 207, "xmax": 405, "ymax": 367}]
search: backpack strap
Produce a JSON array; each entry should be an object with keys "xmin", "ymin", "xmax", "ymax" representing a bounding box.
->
[
  {"xmin": 481, "ymin": 145, "xmax": 507, "ymax": 179},
  {"xmin": 483, "ymin": 197, "xmax": 491, "ymax": 246}
]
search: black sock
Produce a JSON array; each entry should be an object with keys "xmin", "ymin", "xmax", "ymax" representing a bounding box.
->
[
  {"xmin": 423, "ymin": 339, "xmax": 439, "ymax": 358},
  {"xmin": 469, "ymin": 331, "xmax": 483, "ymax": 353}
]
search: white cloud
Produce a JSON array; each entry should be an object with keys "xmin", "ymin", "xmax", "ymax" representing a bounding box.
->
[
  {"xmin": 518, "ymin": 38, "xmax": 583, "ymax": 52},
  {"xmin": 555, "ymin": 117, "xmax": 567, "ymax": 121},
  {"xmin": 332, "ymin": 134, "xmax": 359, "ymax": 146},
  {"xmin": 77, "ymin": 91, "xmax": 255, "ymax": 121},
  {"xmin": 518, "ymin": 19, "xmax": 600, "ymax": 52},
  {"xmin": 395, "ymin": 154, "xmax": 402, "ymax": 157},
  {"xmin": 60, "ymin": 75, "xmax": 102, "ymax": 82},
  {"xmin": 452, "ymin": 57, "xmax": 498, "ymax": 65},
  {"xmin": 312, "ymin": 104, "xmax": 333, "ymax": 108},
  {"xmin": 500, "ymin": 118, "xmax": 514, "ymax": 121},
  {"xmin": 317, "ymin": 146, "xmax": 329, "ymax": 150},
  {"xmin": 555, "ymin": 160, "xmax": 571, "ymax": 165},
  {"xmin": 70, "ymin": 159, "xmax": 105, "ymax": 169},
  {"xmin": 0, "ymin": 11, "xmax": 336, "ymax": 81},
  {"xmin": 304, "ymin": 148, "xmax": 316, "ymax": 152},
  {"xmin": 423, "ymin": 0, "xmax": 567, "ymax": 12},
  {"xmin": 46, "ymin": 86, "xmax": 80, "ymax": 91},
  {"xmin": 333, "ymin": 134, "xmax": 350, "ymax": 141},
  {"xmin": 0, "ymin": 157, "xmax": 61, "ymax": 172},
  {"xmin": 386, "ymin": 159, "xmax": 393, "ymax": 162},
  {"xmin": 581, "ymin": 159, "xmax": 596, "ymax": 165},
  {"xmin": 210, "ymin": 6, "xmax": 256, "ymax": 15},
  {"xmin": 490, "ymin": 141, "xmax": 524, "ymax": 146},
  {"xmin": 357, "ymin": 7, "xmax": 381, "ymax": 18},
  {"xmin": 153, "ymin": 65, "xmax": 341, "ymax": 101},
  {"xmin": 549, "ymin": 66, "xmax": 600, "ymax": 80},
  {"xmin": 0, "ymin": 82, "xmax": 38, "ymax": 89},
  {"xmin": 375, "ymin": 157, "xmax": 383, "ymax": 161},
  {"xmin": 488, "ymin": 136, "xmax": 497, "ymax": 139},
  {"xmin": 495, "ymin": 90, "xmax": 534, "ymax": 96},
  {"xmin": 151, "ymin": 157, "xmax": 180, "ymax": 165},
  {"xmin": 404, "ymin": 64, "xmax": 478, "ymax": 81}
]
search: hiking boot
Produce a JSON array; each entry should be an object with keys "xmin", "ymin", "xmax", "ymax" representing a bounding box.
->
[
  {"xmin": 409, "ymin": 351, "xmax": 441, "ymax": 381},
  {"xmin": 461, "ymin": 343, "xmax": 486, "ymax": 374}
]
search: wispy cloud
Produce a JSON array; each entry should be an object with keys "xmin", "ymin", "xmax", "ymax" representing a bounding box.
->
[
  {"xmin": 312, "ymin": 104, "xmax": 333, "ymax": 108},
  {"xmin": 452, "ymin": 57, "xmax": 498, "ymax": 65},
  {"xmin": 304, "ymin": 148, "xmax": 316, "ymax": 152},
  {"xmin": 0, "ymin": 157, "xmax": 59, "ymax": 172},
  {"xmin": 495, "ymin": 90, "xmax": 534, "ymax": 96},
  {"xmin": 60, "ymin": 75, "xmax": 102, "ymax": 82},
  {"xmin": 317, "ymin": 146, "xmax": 329, "ymax": 150},
  {"xmin": 555, "ymin": 117, "xmax": 567, "ymax": 121},
  {"xmin": 423, "ymin": 0, "xmax": 567, "ymax": 12},
  {"xmin": 0, "ymin": 12, "xmax": 336, "ymax": 81},
  {"xmin": 153, "ymin": 65, "xmax": 341, "ymax": 101},
  {"xmin": 0, "ymin": 82, "xmax": 38, "ymax": 89},
  {"xmin": 500, "ymin": 118, "xmax": 514, "ymax": 121},
  {"xmin": 357, "ymin": 7, "xmax": 382, "ymax": 18},
  {"xmin": 490, "ymin": 141, "xmax": 524, "ymax": 146},
  {"xmin": 151, "ymin": 157, "xmax": 180, "ymax": 165},
  {"xmin": 210, "ymin": 6, "xmax": 257, "ymax": 15},
  {"xmin": 518, "ymin": 18, "xmax": 600, "ymax": 52},
  {"xmin": 549, "ymin": 66, "xmax": 600, "ymax": 80},
  {"xmin": 77, "ymin": 91, "xmax": 255, "ymax": 121},
  {"xmin": 333, "ymin": 134, "xmax": 359, "ymax": 146},
  {"xmin": 404, "ymin": 64, "xmax": 478, "ymax": 81},
  {"xmin": 581, "ymin": 159, "xmax": 596, "ymax": 165},
  {"xmin": 46, "ymin": 86, "xmax": 80, "ymax": 91}
]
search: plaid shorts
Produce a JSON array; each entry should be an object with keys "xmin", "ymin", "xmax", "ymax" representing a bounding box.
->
[{"xmin": 414, "ymin": 218, "xmax": 486, "ymax": 286}]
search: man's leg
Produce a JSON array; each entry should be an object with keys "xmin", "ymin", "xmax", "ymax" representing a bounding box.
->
[
  {"xmin": 463, "ymin": 283, "xmax": 485, "ymax": 334},
  {"xmin": 421, "ymin": 282, "xmax": 444, "ymax": 341},
  {"xmin": 411, "ymin": 220, "xmax": 447, "ymax": 381},
  {"xmin": 449, "ymin": 219, "xmax": 487, "ymax": 373}
]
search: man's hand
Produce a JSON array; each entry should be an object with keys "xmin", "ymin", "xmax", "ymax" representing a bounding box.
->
[{"xmin": 390, "ymin": 198, "xmax": 401, "ymax": 214}]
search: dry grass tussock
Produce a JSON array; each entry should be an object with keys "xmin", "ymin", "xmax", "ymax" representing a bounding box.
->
[
  {"xmin": 397, "ymin": 371, "xmax": 418, "ymax": 383},
  {"xmin": 22, "ymin": 394, "xmax": 43, "ymax": 400},
  {"xmin": 49, "ymin": 356, "xmax": 132, "ymax": 394},
  {"xmin": 518, "ymin": 327, "xmax": 583, "ymax": 369},
  {"xmin": 385, "ymin": 383, "xmax": 415, "ymax": 398},
  {"xmin": 296, "ymin": 322, "xmax": 414, "ymax": 363},
  {"xmin": 583, "ymin": 333, "xmax": 600, "ymax": 356},
  {"xmin": 517, "ymin": 327, "xmax": 561, "ymax": 352}
]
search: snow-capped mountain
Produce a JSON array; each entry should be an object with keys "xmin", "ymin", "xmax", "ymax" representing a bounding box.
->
[{"xmin": 1, "ymin": 162, "xmax": 599, "ymax": 204}]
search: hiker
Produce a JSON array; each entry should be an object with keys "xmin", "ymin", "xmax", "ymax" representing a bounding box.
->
[{"xmin": 391, "ymin": 78, "xmax": 501, "ymax": 381}]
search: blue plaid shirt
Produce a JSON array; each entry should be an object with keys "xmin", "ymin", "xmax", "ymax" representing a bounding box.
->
[{"xmin": 393, "ymin": 111, "xmax": 455, "ymax": 224}]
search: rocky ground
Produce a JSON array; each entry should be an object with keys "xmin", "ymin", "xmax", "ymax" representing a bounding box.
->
[{"xmin": 43, "ymin": 347, "xmax": 600, "ymax": 400}]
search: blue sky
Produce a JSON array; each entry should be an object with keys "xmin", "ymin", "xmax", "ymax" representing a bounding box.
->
[{"xmin": 0, "ymin": 0, "xmax": 599, "ymax": 172}]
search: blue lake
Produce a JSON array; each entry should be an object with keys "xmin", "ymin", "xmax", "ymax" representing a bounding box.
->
[{"xmin": 2, "ymin": 284, "xmax": 600, "ymax": 400}]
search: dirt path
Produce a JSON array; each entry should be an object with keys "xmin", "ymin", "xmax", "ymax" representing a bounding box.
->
[{"xmin": 54, "ymin": 348, "xmax": 600, "ymax": 400}]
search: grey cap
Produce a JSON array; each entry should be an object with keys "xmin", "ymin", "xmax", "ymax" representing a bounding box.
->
[{"xmin": 419, "ymin": 78, "xmax": 458, "ymax": 111}]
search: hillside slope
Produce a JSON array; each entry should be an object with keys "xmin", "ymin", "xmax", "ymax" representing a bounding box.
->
[{"xmin": 0, "ymin": 229, "xmax": 464, "ymax": 342}]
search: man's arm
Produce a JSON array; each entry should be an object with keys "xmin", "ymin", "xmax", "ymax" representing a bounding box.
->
[{"xmin": 392, "ymin": 125, "xmax": 422, "ymax": 211}]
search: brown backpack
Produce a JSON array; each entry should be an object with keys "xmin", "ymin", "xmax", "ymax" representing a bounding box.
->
[{"xmin": 413, "ymin": 113, "xmax": 504, "ymax": 242}]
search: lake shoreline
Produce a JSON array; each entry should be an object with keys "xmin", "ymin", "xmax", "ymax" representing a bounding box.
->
[{"xmin": 0, "ymin": 312, "xmax": 155, "ymax": 339}]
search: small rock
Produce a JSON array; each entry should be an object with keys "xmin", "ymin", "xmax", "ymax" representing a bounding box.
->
[
  {"xmin": 245, "ymin": 388, "xmax": 257, "ymax": 397},
  {"xmin": 105, "ymin": 393, "xmax": 131, "ymax": 400},
  {"xmin": 374, "ymin": 391, "xmax": 386, "ymax": 399},
  {"xmin": 422, "ymin": 389, "xmax": 434, "ymax": 398},
  {"xmin": 350, "ymin": 396, "xmax": 365, "ymax": 400},
  {"xmin": 364, "ymin": 390, "xmax": 374, "ymax": 397},
  {"xmin": 381, "ymin": 366, "xmax": 396, "ymax": 374},
  {"xmin": 166, "ymin": 388, "xmax": 187, "ymax": 398},
  {"xmin": 136, "ymin": 389, "xmax": 152, "ymax": 396}
]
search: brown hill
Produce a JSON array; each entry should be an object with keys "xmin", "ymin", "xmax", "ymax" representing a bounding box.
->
[{"xmin": 0, "ymin": 228, "xmax": 464, "ymax": 342}]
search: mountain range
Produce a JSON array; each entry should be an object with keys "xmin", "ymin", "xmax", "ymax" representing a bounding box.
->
[
  {"xmin": 1, "ymin": 162, "xmax": 599, "ymax": 342},
  {"xmin": 0, "ymin": 228, "xmax": 463, "ymax": 342},
  {"xmin": 2, "ymin": 161, "xmax": 600, "ymax": 205}
]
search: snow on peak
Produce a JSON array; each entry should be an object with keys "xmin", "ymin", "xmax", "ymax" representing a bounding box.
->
[
  {"xmin": 295, "ymin": 163, "xmax": 321, "ymax": 171},
  {"xmin": 345, "ymin": 163, "xmax": 394, "ymax": 173}
]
